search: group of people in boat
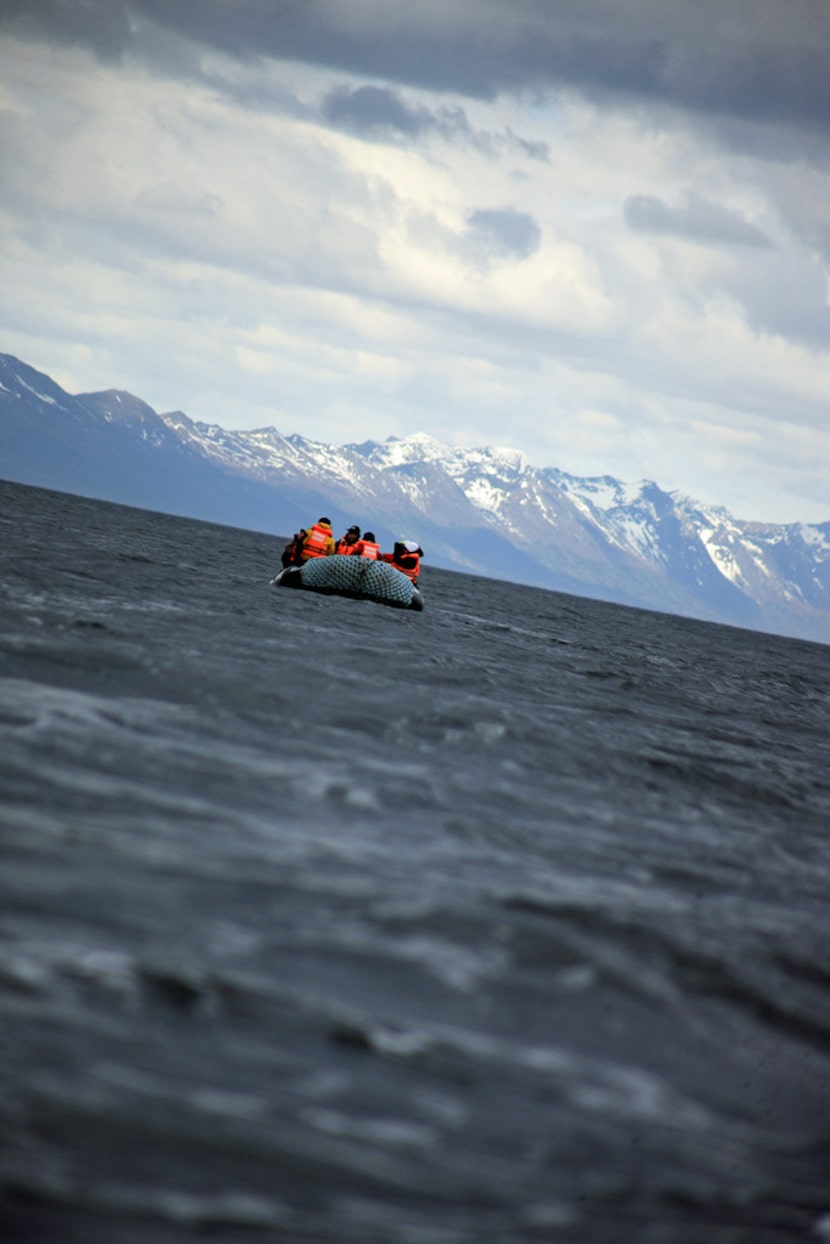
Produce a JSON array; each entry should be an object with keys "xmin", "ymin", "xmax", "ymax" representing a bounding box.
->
[{"xmin": 281, "ymin": 518, "xmax": 423, "ymax": 583}]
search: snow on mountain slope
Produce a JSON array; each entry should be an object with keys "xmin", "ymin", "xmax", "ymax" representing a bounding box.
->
[
  {"xmin": 80, "ymin": 391, "xmax": 182, "ymax": 448},
  {"xmin": 365, "ymin": 431, "xmax": 450, "ymax": 468},
  {"xmin": 363, "ymin": 436, "xmax": 829, "ymax": 628},
  {"xmin": 672, "ymin": 494, "xmax": 830, "ymax": 614},
  {"xmin": 160, "ymin": 411, "xmax": 311, "ymax": 479},
  {"xmin": 546, "ymin": 471, "xmax": 683, "ymax": 566},
  {"xmin": 368, "ymin": 435, "xmax": 530, "ymax": 518}
]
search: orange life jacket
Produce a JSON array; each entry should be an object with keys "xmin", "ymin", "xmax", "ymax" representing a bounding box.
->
[
  {"xmin": 351, "ymin": 539, "xmax": 380, "ymax": 560},
  {"xmin": 383, "ymin": 550, "xmax": 420, "ymax": 582},
  {"xmin": 336, "ymin": 536, "xmax": 359, "ymax": 555},
  {"xmin": 301, "ymin": 523, "xmax": 332, "ymax": 560}
]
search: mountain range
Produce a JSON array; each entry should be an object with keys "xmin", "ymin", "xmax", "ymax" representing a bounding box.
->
[{"xmin": 2, "ymin": 350, "xmax": 828, "ymax": 644}]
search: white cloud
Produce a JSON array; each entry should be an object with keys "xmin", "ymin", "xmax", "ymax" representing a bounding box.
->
[{"xmin": 1, "ymin": 13, "xmax": 829, "ymax": 525}]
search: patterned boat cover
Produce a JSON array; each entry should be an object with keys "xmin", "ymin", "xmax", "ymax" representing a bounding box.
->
[{"xmin": 298, "ymin": 554, "xmax": 421, "ymax": 609}]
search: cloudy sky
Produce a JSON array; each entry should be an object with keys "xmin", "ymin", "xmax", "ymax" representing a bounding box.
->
[{"xmin": 1, "ymin": 1, "xmax": 829, "ymax": 522}]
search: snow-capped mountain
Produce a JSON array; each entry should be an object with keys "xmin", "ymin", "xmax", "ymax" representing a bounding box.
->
[{"xmin": 2, "ymin": 352, "xmax": 828, "ymax": 643}]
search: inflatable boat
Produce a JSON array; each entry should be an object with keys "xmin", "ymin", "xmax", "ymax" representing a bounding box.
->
[{"xmin": 271, "ymin": 554, "xmax": 424, "ymax": 611}]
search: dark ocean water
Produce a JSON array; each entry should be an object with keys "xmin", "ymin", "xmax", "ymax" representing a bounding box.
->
[{"xmin": 1, "ymin": 478, "xmax": 829, "ymax": 1244}]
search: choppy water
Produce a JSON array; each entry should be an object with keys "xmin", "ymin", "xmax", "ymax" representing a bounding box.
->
[{"xmin": 1, "ymin": 478, "xmax": 829, "ymax": 1244}]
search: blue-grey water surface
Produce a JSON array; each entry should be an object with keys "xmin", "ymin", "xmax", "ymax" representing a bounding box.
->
[{"xmin": 1, "ymin": 479, "xmax": 829, "ymax": 1243}]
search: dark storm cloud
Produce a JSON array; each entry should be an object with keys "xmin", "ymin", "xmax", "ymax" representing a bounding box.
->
[
  {"xmin": 4, "ymin": 0, "xmax": 830, "ymax": 137},
  {"xmin": 321, "ymin": 83, "xmax": 476, "ymax": 149},
  {"xmin": 624, "ymin": 193, "xmax": 774, "ymax": 249},
  {"xmin": 466, "ymin": 208, "xmax": 542, "ymax": 259},
  {"xmin": 322, "ymin": 85, "xmax": 435, "ymax": 138},
  {"xmin": 321, "ymin": 84, "xmax": 549, "ymax": 160},
  {"xmin": 0, "ymin": 0, "xmax": 133, "ymax": 60}
]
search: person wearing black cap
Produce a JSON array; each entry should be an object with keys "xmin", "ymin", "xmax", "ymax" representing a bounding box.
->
[
  {"xmin": 335, "ymin": 525, "xmax": 361, "ymax": 555},
  {"xmin": 350, "ymin": 531, "xmax": 381, "ymax": 559}
]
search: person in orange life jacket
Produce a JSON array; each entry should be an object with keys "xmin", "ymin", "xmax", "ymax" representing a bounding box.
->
[
  {"xmin": 382, "ymin": 539, "xmax": 422, "ymax": 583},
  {"xmin": 281, "ymin": 529, "xmax": 307, "ymax": 568},
  {"xmin": 298, "ymin": 517, "xmax": 335, "ymax": 562},
  {"xmin": 350, "ymin": 531, "xmax": 381, "ymax": 559},
  {"xmin": 335, "ymin": 525, "xmax": 361, "ymax": 555}
]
